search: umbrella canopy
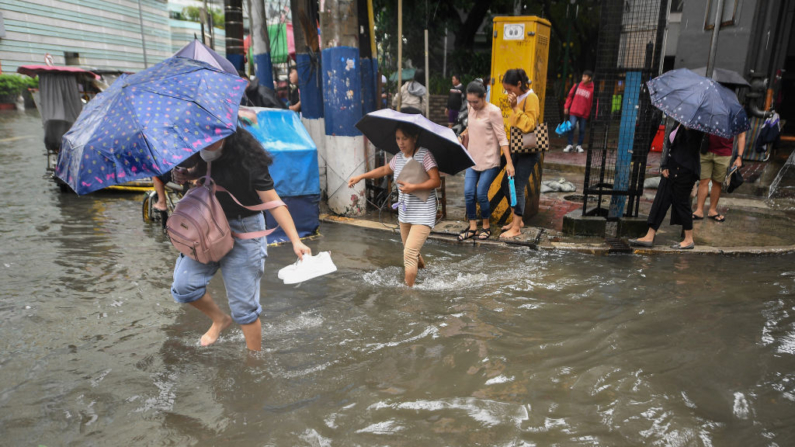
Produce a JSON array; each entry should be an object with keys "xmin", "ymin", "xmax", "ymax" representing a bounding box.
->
[
  {"xmin": 56, "ymin": 57, "xmax": 247, "ymax": 195},
  {"xmin": 690, "ymin": 67, "xmax": 751, "ymax": 87},
  {"xmin": 647, "ymin": 68, "xmax": 750, "ymax": 139},
  {"xmin": 174, "ymin": 39, "xmax": 238, "ymax": 75},
  {"xmin": 355, "ymin": 109, "xmax": 475, "ymax": 175},
  {"xmin": 388, "ymin": 68, "xmax": 416, "ymax": 83}
]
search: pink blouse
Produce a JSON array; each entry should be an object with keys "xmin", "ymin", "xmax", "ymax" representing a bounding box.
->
[{"xmin": 466, "ymin": 102, "xmax": 509, "ymax": 171}]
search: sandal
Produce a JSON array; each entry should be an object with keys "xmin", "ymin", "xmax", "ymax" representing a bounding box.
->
[
  {"xmin": 458, "ymin": 228, "xmax": 477, "ymax": 241},
  {"xmin": 692, "ymin": 213, "xmax": 704, "ymax": 220},
  {"xmin": 708, "ymin": 214, "xmax": 725, "ymax": 222},
  {"xmin": 477, "ymin": 228, "xmax": 492, "ymax": 240}
]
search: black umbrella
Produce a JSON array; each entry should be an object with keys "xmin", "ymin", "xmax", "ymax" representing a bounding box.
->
[{"xmin": 355, "ymin": 109, "xmax": 475, "ymax": 175}]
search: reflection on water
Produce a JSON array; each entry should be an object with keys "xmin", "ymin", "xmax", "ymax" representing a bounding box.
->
[{"xmin": 3, "ymin": 110, "xmax": 795, "ymax": 445}]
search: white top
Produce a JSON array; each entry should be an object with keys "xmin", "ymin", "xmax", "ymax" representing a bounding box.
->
[{"xmin": 389, "ymin": 148, "xmax": 438, "ymax": 228}]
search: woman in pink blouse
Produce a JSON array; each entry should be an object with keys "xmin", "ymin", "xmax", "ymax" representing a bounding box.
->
[{"xmin": 458, "ymin": 81, "xmax": 514, "ymax": 241}]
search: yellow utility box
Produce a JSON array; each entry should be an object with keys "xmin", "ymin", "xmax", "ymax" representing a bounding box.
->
[{"xmin": 487, "ymin": 16, "xmax": 551, "ymax": 228}]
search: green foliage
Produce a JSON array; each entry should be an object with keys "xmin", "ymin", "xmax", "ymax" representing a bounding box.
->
[
  {"xmin": 22, "ymin": 76, "xmax": 39, "ymax": 90},
  {"xmin": 0, "ymin": 74, "xmax": 26, "ymax": 98},
  {"xmin": 181, "ymin": 6, "xmax": 224, "ymax": 28}
]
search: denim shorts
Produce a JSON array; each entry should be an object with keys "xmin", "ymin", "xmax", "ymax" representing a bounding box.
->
[{"xmin": 171, "ymin": 213, "xmax": 268, "ymax": 325}]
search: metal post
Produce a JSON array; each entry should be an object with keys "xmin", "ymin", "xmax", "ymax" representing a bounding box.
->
[
  {"xmin": 705, "ymin": 0, "xmax": 724, "ymax": 78},
  {"xmin": 224, "ymin": 0, "xmax": 246, "ymax": 70},
  {"xmin": 136, "ymin": 0, "xmax": 149, "ymax": 68}
]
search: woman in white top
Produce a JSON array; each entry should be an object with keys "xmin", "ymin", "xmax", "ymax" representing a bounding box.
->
[{"xmin": 348, "ymin": 124, "xmax": 440, "ymax": 287}]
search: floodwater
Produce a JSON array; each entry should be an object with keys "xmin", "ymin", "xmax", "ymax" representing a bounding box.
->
[{"xmin": 3, "ymin": 110, "xmax": 795, "ymax": 446}]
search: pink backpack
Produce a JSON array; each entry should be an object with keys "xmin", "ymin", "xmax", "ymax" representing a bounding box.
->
[{"xmin": 166, "ymin": 162, "xmax": 285, "ymax": 264}]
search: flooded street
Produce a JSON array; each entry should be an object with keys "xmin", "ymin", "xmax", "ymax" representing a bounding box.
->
[{"xmin": 3, "ymin": 110, "xmax": 795, "ymax": 446}]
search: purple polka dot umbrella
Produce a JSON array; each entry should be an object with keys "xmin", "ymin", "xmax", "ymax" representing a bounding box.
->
[
  {"xmin": 647, "ymin": 68, "xmax": 750, "ymax": 139},
  {"xmin": 56, "ymin": 57, "xmax": 247, "ymax": 195}
]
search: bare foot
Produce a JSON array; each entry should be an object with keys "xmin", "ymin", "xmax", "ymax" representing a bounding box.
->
[
  {"xmin": 153, "ymin": 202, "xmax": 168, "ymax": 211},
  {"xmin": 417, "ymin": 255, "xmax": 426, "ymax": 270},
  {"xmin": 200, "ymin": 315, "xmax": 233, "ymax": 346},
  {"xmin": 500, "ymin": 227, "xmax": 522, "ymax": 239},
  {"xmin": 501, "ymin": 220, "xmax": 524, "ymax": 231}
]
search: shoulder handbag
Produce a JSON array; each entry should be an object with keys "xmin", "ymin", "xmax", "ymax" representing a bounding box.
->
[
  {"xmin": 166, "ymin": 162, "xmax": 285, "ymax": 264},
  {"xmin": 509, "ymin": 96, "xmax": 549, "ymax": 154}
]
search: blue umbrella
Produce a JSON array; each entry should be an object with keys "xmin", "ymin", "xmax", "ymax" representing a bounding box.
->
[
  {"xmin": 647, "ymin": 68, "xmax": 750, "ymax": 138},
  {"xmin": 174, "ymin": 38, "xmax": 238, "ymax": 75},
  {"xmin": 56, "ymin": 57, "xmax": 247, "ymax": 194},
  {"xmin": 355, "ymin": 109, "xmax": 475, "ymax": 175}
]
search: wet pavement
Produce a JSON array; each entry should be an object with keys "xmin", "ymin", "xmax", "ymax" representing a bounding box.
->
[{"xmin": 5, "ymin": 109, "xmax": 795, "ymax": 445}]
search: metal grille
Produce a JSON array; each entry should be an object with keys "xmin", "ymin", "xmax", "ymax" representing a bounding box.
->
[{"xmin": 582, "ymin": 0, "xmax": 668, "ymax": 219}]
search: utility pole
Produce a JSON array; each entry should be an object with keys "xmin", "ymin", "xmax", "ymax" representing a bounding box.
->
[
  {"xmin": 250, "ymin": 0, "xmax": 274, "ymax": 86},
  {"xmin": 224, "ymin": 0, "xmax": 246, "ymax": 70},
  {"xmin": 319, "ymin": 0, "xmax": 366, "ymax": 215},
  {"xmin": 396, "ymin": 0, "xmax": 402, "ymax": 110},
  {"xmin": 705, "ymin": 0, "xmax": 725, "ymax": 78},
  {"xmin": 291, "ymin": 0, "xmax": 326, "ymax": 190}
]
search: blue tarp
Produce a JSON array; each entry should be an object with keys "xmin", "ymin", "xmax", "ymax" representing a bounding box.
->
[
  {"xmin": 242, "ymin": 108, "xmax": 321, "ymax": 244},
  {"xmin": 243, "ymin": 109, "xmax": 321, "ymax": 197}
]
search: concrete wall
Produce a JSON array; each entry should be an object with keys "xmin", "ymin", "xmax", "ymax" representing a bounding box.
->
[
  {"xmin": 0, "ymin": 0, "xmax": 171, "ymax": 73},
  {"xmin": 674, "ymin": 0, "xmax": 758, "ymax": 74}
]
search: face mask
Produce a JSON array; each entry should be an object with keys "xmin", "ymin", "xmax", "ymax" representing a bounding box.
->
[{"xmin": 200, "ymin": 146, "xmax": 223, "ymax": 162}]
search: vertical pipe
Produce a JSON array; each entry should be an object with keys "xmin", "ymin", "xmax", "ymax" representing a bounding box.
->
[
  {"xmin": 251, "ymin": 0, "xmax": 274, "ymax": 87},
  {"xmin": 396, "ymin": 0, "xmax": 403, "ymax": 110},
  {"xmin": 247, "ymin": 0, "xmax": 255, "ymax": 76},
  {"xmin": 443, "ymin": 27, "xmax": 447, "ymax": 78},
  {"xmin": 136, "ymin": 0, "xmax": 149, "ymax": 68},
  {"xmin": 424, "ymin": 29, "xmax": 429, "ymax": 117},
  {"xmin": 705, "ymin": 0, "xmax": 725, "ymax": 78},
  {"xmin": 225, "ymin": 0, "xmax": 246, "ymax": 70}
]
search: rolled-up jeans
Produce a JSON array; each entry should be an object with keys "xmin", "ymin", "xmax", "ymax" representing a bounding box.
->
[
  {"xmin": 464, "ymin": 166, "xmax": 500, "ymax": 220},
  {"xmin": 171, "ymin": 213, "xmax": 267, "ymax": 325}
]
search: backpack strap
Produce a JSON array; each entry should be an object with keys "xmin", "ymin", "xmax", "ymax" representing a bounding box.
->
[{"xmin": 215, "ymin": 185, "xmax": 286, "ymax": 239}]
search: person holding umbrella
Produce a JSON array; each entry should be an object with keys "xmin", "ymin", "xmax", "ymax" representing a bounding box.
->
[
  {"xmin": 629, "ymin": 69, "xmax": 750, "ymax": 249},
  {"xmin": 348, "ymin": 124, "xmax": 441, "ymax": 287},
  {"xmin": 170, "ymin": 129, "xmax": 312, "ymax": 351},
  {"xmin": 56, "ymin": 56, "xmax": 312, "ymax": 351}
]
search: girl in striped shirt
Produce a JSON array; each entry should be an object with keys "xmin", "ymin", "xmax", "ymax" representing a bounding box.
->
[{"xmin": 348, "ymin": 124, "xmax": 441, "ymax": 287}]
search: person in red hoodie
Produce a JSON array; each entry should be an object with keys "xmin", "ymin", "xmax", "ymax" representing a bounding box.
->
[{"xmin": 563, "ymin": 70, "xmax": 595, "ymax": 153}]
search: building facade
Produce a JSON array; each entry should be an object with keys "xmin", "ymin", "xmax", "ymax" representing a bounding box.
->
[{"xmin": 0, "ymin": 0, "xmax": 227, "ymax": 74}]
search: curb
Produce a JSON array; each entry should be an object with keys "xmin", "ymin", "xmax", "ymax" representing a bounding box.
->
[{"xmin": 319, "ymin": 214, "xmax": 795, "ymax": 256}]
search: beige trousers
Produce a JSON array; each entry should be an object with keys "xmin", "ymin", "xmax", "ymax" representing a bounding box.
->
[{"xmin": 399, "ymin": 222, "xmax": 431, "ymax": 275}]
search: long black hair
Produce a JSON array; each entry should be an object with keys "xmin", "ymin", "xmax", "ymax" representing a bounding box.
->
[
  {"xmin": 503, "ymin": 68, "xmax": 531, "ymax": 92},
  {"xmin": 193, "ymin": 126, "xmax": 273, "ymax": 179}
]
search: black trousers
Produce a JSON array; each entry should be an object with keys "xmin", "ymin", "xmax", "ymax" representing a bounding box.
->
[{"xmin": 648, "ymin": 166, "xmax": 698, "ymax": 232}]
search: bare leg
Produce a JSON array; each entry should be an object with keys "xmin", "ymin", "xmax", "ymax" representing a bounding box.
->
[
  {"xmin": 468, "ymin": 219, "xmax": 478, "ymax": 231},
  {"xmin": 707, "ymin": 182, "xmax": 722, "ymax": 217},
  {"xmin": 188, "ymin": 293, "xmax": 233, "ymax": 346},
  {"xmin": 153, "ymin": 176, "xmax": 168, "ymax": 211},
  {"xmin": 636, "ymin": 227, "xmax": 657, "ymax": 243},
  {"xmin": 240, "ymin": 319, "xmax": 262, "ymax": 351},
  {"xmin": 678, "ymin": 229, "xmax": 694, "ymax": 247},
  {"xmin": 693, "ymin": 179, "xmax": 709, "ymax": 218},
  {"xmin": 417, "ymin": 254, "xmax": 426, "ymax": 270}
]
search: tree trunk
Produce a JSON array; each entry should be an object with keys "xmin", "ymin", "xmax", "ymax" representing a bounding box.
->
[{"xmin": 453, "ymin": 0, "xmax": 492, "ymax": 49}]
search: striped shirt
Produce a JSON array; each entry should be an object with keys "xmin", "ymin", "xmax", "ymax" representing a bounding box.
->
[{"xmin": 389, "ymin": 148, "xmax": 438, "ymax": 228}]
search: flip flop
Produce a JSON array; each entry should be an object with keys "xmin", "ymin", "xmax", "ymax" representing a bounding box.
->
[
  {"xmin": 692, "ymin": 214, "xmax": 704, "ymax": 220},
  {"xmin": 458, "ymin": 228, "xmax": 477, "ymax": 241},
  {"xmin": 477, "ymin": 228, "xmax": 492, "ymax": 240},
  {"xmin": 708, "ymin": 214, "xmax": 725, "ymax": 222}
]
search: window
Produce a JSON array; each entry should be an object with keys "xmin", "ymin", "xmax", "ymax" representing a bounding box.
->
[
  {"xmin": 64, "ymin": 52, "xmax": 80, "ymax": 66},
  {"xmin": 670, "ymin": 0, "xmax": 684, "ymax": 13}
]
